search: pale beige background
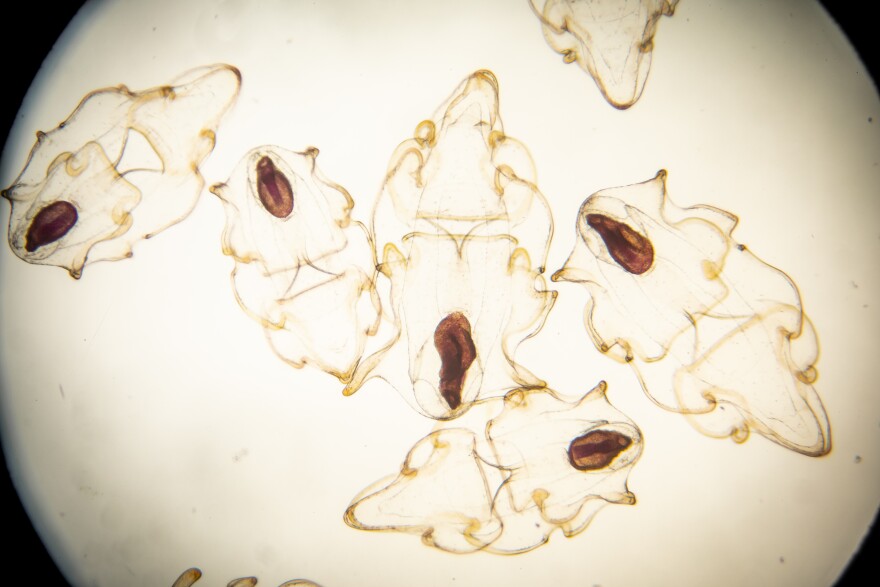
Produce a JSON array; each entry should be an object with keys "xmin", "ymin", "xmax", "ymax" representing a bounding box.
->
[{"xmin": 1, "ymin": 1, "xmax": 877, "ymax": 586}]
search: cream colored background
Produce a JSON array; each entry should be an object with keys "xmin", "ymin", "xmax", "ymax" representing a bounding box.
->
[{"xmin": 1, "ymin": 1, "xmax": 877, "ymax": 585}]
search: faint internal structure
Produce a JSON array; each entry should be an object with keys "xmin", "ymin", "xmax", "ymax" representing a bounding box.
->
[
  {"xmin": 343, "ymin": 70, "xmax": 557, "ymax": 420},
  {"xmin": 2, "ymin": 50, "xmax": 835, "ymax": 566},
  {"xmin": 210, "ymin": 146, "xmax": 380, "ymax": 382},
  {"xmin": 553, "ymin": 170, "xmax": 831, "ymax": 456},
  {"xmin": 339, "ymin": 71, "xmax": 645, "ymax": 554},
  {"xmin": 528, "ymin": 0, "xmax": 679, "ymax": 109},
  {"xmin": 172, "ymin": 567, "xmax": 321, "ymax": 587},
  {"xmin": 345, "ymin": 382, "xmax": 642, "ymax": 554},
  {"xmin": 2, "ymin": 64, "xmax": 241, "ymax": 278}
]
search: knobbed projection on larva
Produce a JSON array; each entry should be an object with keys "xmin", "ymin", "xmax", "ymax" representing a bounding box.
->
[
  {"xmin": 2, "ymin": 50, "xmax": 833, "ymax": 565},
  {"xmin": 343, "ymin": 70, "xmax": 557, "ymax": 420},
  {"xmin": 528, "ymin": 0, "xmax": 679, "ymax": 109},
  {"xmin": 344, "ymin": 382, "xmax": 642, "ymax": 554},
  {"xmin": 171, "ymin": 567, "xmax": 322, "ymax": 587},
  {"xmin": 553, "ymin": 170, "xmax": 831, "ymax": 456},
  {"xmin": 210, "ymin": 146, "xmax": 380, "ymax": 382},
  {"xmin": 2, "ymin": 64, "xmax": 241, "ymax": 278}
]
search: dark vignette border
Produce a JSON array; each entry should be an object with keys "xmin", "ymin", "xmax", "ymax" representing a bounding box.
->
[{"xmin": 0, "ymin": 2, "xmax": 875, "ymax": 586}]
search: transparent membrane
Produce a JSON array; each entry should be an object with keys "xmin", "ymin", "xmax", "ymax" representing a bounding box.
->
[
  {"xmin": 2, "ymin": 64, "xmax": 241, "ymax": 277},
  {"xmin": 529, "ymin": 0, "xmax": 679, "ymax": 109},
  {"xmin": 343, "ymin": 70, "xmax": 556, "ymax": 420},
  {"xmin": 210, "ymin": 145, "xmax": 380, "ymax": 382},
  {"xmin": 553, "ymin": 170, "xmax": 831, "ymax": 456}
]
